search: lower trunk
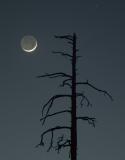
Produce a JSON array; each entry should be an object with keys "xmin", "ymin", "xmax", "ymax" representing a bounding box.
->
[
  {"xmin": 71, "ymin": 33, "xmax": 77, "ymax": 160},
  {"xmin": 71, "ymin": 97, "xmax": 77, "ymax": 160}
]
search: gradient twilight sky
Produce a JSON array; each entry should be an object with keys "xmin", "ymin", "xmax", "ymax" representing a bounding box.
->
[{"xmin": 0, "ymin": 0, "xmax": 124, "ymax": 160}]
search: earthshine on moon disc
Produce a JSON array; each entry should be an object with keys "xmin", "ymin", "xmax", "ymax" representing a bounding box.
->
[{"xmin": 21, "ymin": 35, "xmax": 37, "ymax": 53}]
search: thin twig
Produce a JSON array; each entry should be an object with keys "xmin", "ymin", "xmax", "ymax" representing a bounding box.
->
[
  {"xmin": 52, "ymin": 51, "xmax": 72, "ymax": 58},
  {"xmin": 77, "ymin": 116, "xmax": 96, "ymax": 127}
]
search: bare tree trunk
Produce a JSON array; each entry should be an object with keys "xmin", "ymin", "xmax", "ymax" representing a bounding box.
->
[
  {"xmin": 71, "ymin": 33, "xmax": 77, "ymax": 160},
  {"xmin": 36, "ymin": 33, "xmax": 113, "ymax": 160}
]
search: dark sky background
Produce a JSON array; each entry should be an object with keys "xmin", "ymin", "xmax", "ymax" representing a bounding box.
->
[{"xmin": 0, "ymin": 0, "xmax": 124, "ymax": 160}]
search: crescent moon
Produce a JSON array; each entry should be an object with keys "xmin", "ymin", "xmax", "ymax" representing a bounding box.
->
[
  {"xmin": 22, "ymin": 41, "xmax": 37, "ymax": 52},
  {"xmin": 21, "ymin": 35, "xmax": 38, "ymax": 53}
]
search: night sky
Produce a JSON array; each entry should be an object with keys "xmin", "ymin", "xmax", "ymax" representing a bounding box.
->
[{"xmin": 0, "ymin": 0, "xmax": 124, "ymax": 160}]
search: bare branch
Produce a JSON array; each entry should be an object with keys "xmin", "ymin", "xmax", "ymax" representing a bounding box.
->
[
  {"xmin": 40, "ymin": 110, "xmax": 71, "ymax": 122},
  {"xmin": 54, "ymin": 35, "xmax": 73, "ymax": 41},
  {"xmin": 76, "ymin": 80, "xmax": 113, "ymax": 101},
  {"xmin": 60, "ymin": 78, "xmax": 72, "ymax": 88},
  {"xmin": 76, "ymin": 93, "xmax": 92, "ymax": 107},
  {"xmin": 41, "ymin": 94, "xmax": 72, "ymax": 124},
  {"xmin": 36, "ymin": 126, "xmax": 71, "ymax": 148},
  {"xmin": 55, "ymin": 135, "xmax": 71, "ymax": 153},
  {"xmin": 76, "ymin": 55, "xmax": 82, "ymax": 59},
  {"xmin": 77, "ymin": 116, "xmax": 96, "ymax": 127},
  {"xmin": 52, "ymin": 51, "xmax": 72, "ymax": 58},
  {"xmin": 60, "ymin": 82, "xmax": 72, "ymax": 88},
  {"xmin": 37, "ymin": 72, "xmax": 72, "ymax": 79}
]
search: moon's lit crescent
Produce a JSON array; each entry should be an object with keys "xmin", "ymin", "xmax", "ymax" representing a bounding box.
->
[
  {"xmin": 22, "ymin": 41, "xmax": 37, "ymax": 52},
  {"xmin": 21, "ymin": 35, "xmax": 38, "ymax": 53}
]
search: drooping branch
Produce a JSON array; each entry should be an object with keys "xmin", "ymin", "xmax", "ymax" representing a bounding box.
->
[
  {"xmin": 40, "ymin": 109, "xmax": 71, "ymax": 123},
  {"xmin": 60, "ymin": 78, "xmax": 72, "ymax": 88},
  {"xmin": 76, "ymin": 93, "xmax": 92, "ymax": 107},
  {"xmin": 37, "ymin": 72, "xmax": 72, "ymax": 79},
  {"xmin": 42, "ymin": 94, "xmax": 72, "ymax": 115},
  {"xmin": 77, "ymin": 116, "xmax": 96, "ymax": 127},
  {"xmin": 36, "ymin": 126, "xmax": 71, "ymax": 148},
  {"xmin": 76, "ymin": 80, "xmax": 113, "ymax": 101},
  {"xmin": 41, "ymin": 94, "xmax": 72, "ymax": 124}
]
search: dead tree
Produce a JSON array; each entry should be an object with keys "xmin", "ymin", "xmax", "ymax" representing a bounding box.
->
[{"xmin": 36, "ymin": 33, "xmax": 113, "ymax": 160}]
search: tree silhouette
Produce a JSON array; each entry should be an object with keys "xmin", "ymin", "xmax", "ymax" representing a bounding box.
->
[{"xmin": 36, "ymin": 33, "xmax": 113, "ymax": 160}]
